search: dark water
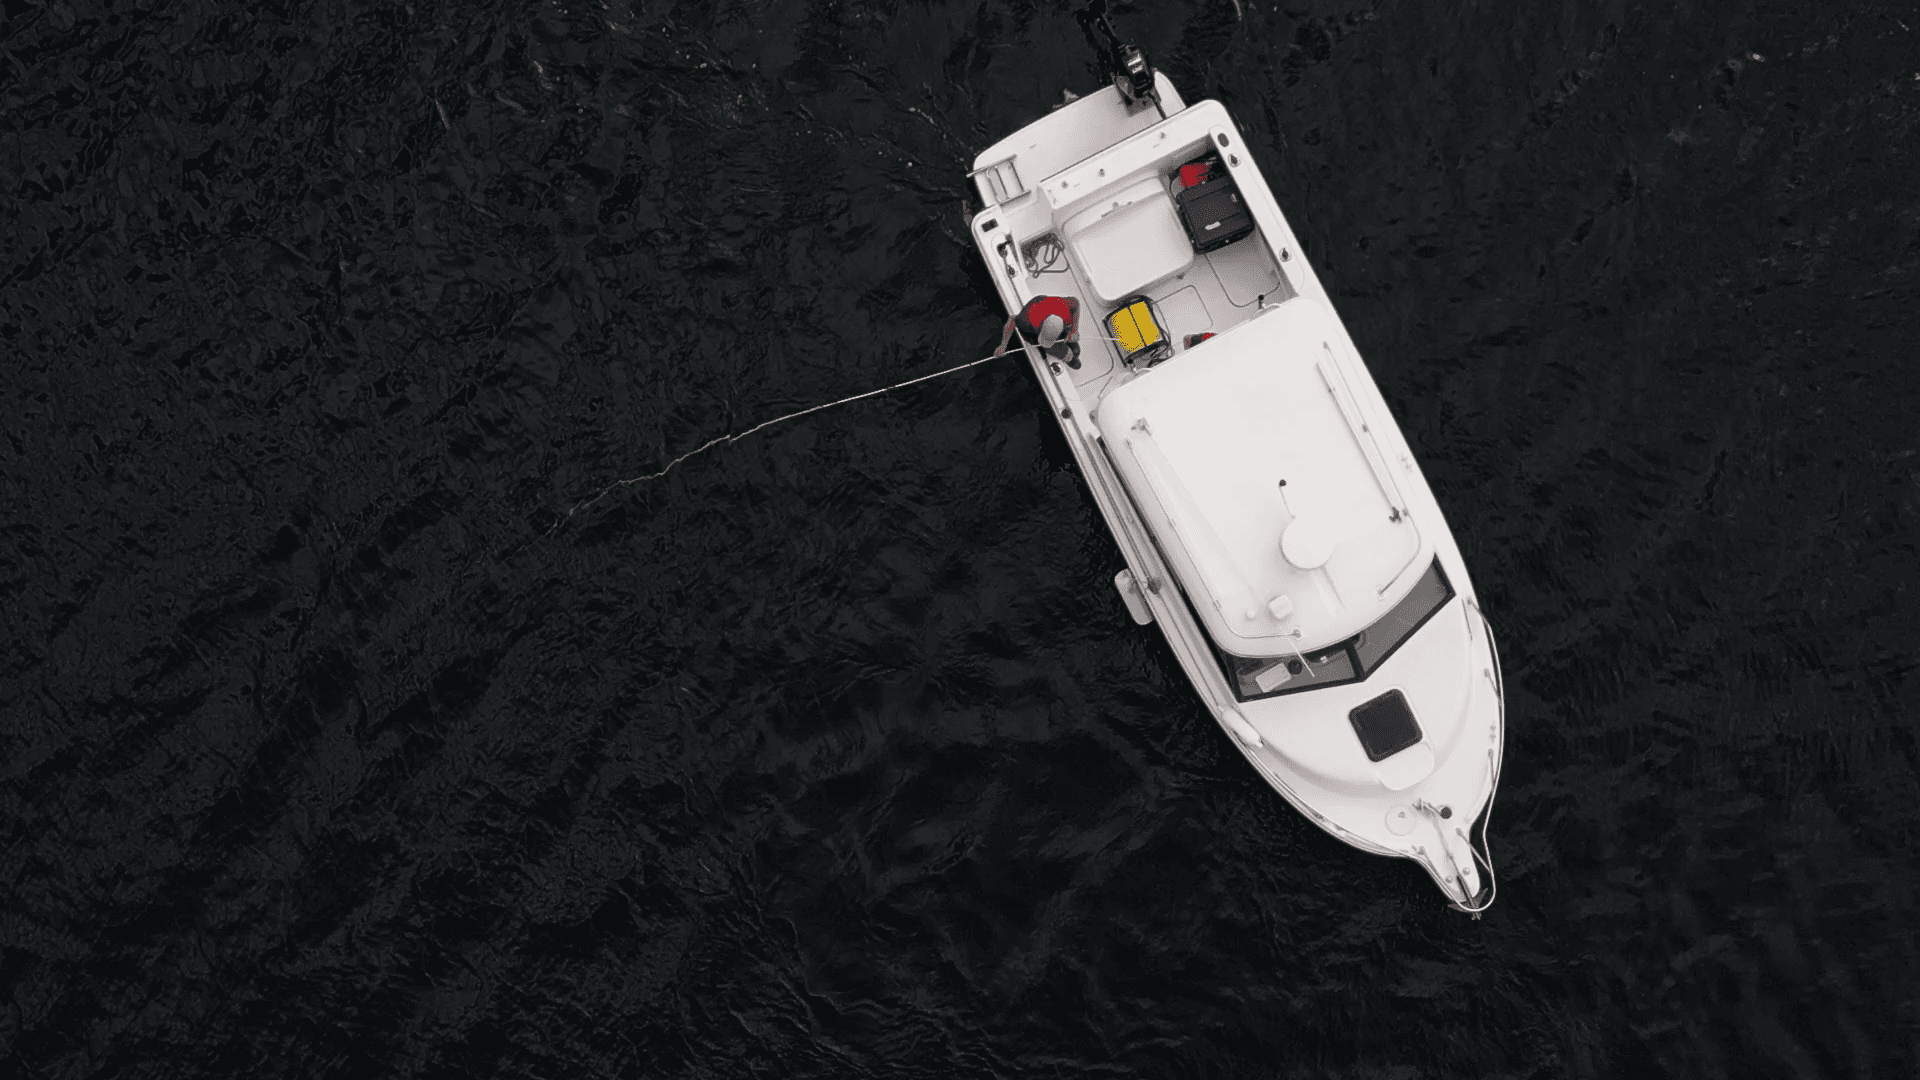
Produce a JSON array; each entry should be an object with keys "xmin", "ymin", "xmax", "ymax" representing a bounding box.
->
[{"xmin": 5, "ymin": 1, "xmax": 1918, "ymax": 1076}]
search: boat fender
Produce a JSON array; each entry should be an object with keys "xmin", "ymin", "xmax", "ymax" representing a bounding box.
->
[
  {"xmin": 1113, "ymin": 569, "xmax": 1154, "ymax": 625},
  {"xmin": 1221, "ymin": 707, "xmax": 1263, "ymax": 749}
]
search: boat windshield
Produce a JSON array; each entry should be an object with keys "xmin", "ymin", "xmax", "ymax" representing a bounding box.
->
[{"xmin": 1204, "ymin": 558, "xmax": 1455, "ymax": 701}]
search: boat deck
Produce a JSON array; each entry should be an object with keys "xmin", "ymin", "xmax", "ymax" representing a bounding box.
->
[{"xmin": 989, "ymin": 192, "xmax": 1297, "ymax": 406}]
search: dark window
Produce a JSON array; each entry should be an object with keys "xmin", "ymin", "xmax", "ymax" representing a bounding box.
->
[
  {"xmin": 1351, "ymin": 558, "xmax": 1453, "ymax": 673},
  {"xmin": 1224, "ymin": 643, "xmax": 1355, "ymax": 697},
  {"xmin": 1204, "ymin": 558, "xmax": 1455, "ymax": 702},
  {"xmin": 1349, "ymin": 689, "xmax": 1423, "ymax": 761}
]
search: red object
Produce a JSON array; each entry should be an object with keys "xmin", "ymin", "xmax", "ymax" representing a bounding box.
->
[
  {"xmin": 1178, "ymin": 162, "xmax": 1213, "ymax": 188},
  {"xmin": 1184, "ymin": 332, "xmax": 1216, "ymax": 348},
  {"xmin": 996, "ymin": 295, "xmax": 1081, "ymax": 359},
  {"xmin": 1021, "ymin": 295, "xmax": 1075, "ymax": 332}
]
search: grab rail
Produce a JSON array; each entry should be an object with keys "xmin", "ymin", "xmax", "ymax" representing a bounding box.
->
[
  {"xmin": 968, "ymin": 155, "xmax": 1028, "ymax": 206},
  {"xmin": 1316, "ymin": 348, "xmax": 1421, "ymax": 596}
]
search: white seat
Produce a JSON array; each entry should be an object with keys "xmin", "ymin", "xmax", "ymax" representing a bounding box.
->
[{"xmin": 1062, "ymin": 178, "xmax": 1194, "ymax": 303}]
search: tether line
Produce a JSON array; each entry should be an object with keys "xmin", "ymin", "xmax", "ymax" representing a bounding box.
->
[{"xmin": 548, "ymin": 345, "xmax": 1025, "ymax": 533}]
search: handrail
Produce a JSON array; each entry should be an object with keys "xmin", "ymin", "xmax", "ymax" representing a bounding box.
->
[
  {"xmin": 1316, "ymin": 346, "xmax": 1409, "ymax": 513},
  {"xmin": 1317, "ymin": 347, "xmax": 1422, "ymax": 596},
  {"xmin": 968, "ymin": 155, "xmax": 1027, "ymax": 205}
]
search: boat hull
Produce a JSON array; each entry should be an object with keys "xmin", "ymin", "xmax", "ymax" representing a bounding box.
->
[{"xmin": 968, "ymin": 82, "xmax": 1504, "ymax": 910}]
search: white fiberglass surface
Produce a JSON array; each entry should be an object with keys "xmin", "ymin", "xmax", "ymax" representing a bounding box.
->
[
  {"xmin": 1124, "ymin": 430, "xmax": 1265, "ymax": 625},
  {"xmin": 1245, "ymin": 595, "xmax": 1478, "ymax": 792},
  {"xmin": 1154, "ymin": 285, "xmax": 1212, "ymax": 335},
  {"xmin": 1206, "ymin": 234, "xmax": 1287, "ymax": 307},
  {"xmin": 1095, "ymin": 298, "xmax": 1425, "ymax": 652},
  {"xmin": 1063, "ymin": 178, "xmax": 1194, "ymax": 303},
  {"xmin": 968, "ymin": 73, "xmax": 1186, "ymax": 191}
]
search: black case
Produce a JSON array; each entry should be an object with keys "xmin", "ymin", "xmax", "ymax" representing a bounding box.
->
[{"xmin": 1176, "ymin": 176, "xmax": 1255, "ymax": 253}]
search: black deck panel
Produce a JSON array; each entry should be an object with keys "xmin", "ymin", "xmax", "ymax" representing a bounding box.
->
[{"xmin": 1349, "ymin": 689, "xmax": 1423, "ymax": 762}]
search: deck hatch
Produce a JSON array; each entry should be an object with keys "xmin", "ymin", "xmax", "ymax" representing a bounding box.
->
[{"xmin": 1348, "ymin": 689, "xmax": 1423, "ymax": 762}]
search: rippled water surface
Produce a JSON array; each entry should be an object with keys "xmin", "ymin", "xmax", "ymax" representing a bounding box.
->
[{"xmin": 6, "ymin": 1, "xmax": 1919, "ymax": 1076}]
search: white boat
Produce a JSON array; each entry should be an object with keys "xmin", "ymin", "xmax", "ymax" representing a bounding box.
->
[{"xmin": 966, "ymin": 25, "xmax": 1505, "ymax": 912}]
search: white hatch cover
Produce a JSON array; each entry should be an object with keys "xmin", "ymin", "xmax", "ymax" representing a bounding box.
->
[{"xmin": 1062, "ymin": 177, "xmax": 1195, "ymax": 304}]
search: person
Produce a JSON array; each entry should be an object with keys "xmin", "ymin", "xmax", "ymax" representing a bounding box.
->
[{"xmin": 995, "ymin": 295, "xmax": 1081, "ymax": 368}]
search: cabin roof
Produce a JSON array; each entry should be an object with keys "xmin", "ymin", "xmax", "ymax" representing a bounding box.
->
[{"xmin": 1094, "ymin": 298, "xmax": 1429, "ymax": 655}]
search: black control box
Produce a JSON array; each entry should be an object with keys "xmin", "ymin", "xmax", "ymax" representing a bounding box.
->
[{"xmin": 1175, "ymin": 176, "xmax": 1255, "ymax": 253}]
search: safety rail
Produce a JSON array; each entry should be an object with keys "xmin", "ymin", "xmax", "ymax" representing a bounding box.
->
[{"xmin": 968, "ymin": 156, "xmax": 1027, "ymax": 206}]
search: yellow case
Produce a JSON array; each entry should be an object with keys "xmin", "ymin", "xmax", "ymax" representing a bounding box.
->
[{"xmin": 1107, "ymin": 298, "xmax": 1168, "ymax": 362}]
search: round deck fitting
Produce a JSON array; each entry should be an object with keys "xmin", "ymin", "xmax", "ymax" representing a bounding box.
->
[
  {"xmin": 1281, "ymin": 516, "xmax": 1335, "ymax": 569},
  {"xmin": 1386, "ymin": 805, "xmax": 1415, "ymax": 836}
]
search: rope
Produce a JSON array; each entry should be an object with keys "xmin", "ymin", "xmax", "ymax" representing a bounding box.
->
[
  {"xmin": 546, "ymin": 315, "xmax": 1185, "ymax": 534},
  {"xmin": 1450, "ymin": 611, "xmax": 1507, "ymax": 918},
  {"xmin": 1421, "ymin": 619, "xmax": 1506, "ymax": 918},
  {"xmin": 1429, "ymin": 784, "xmax": 1499, "ymax": 917},
  {"xmin": 547, "ymin": 344, "xmax": 1026, "ymax": 533},
  {"xmin": 1460, "ymin": 803, "xmax": 1499, "ymax": 916}
]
